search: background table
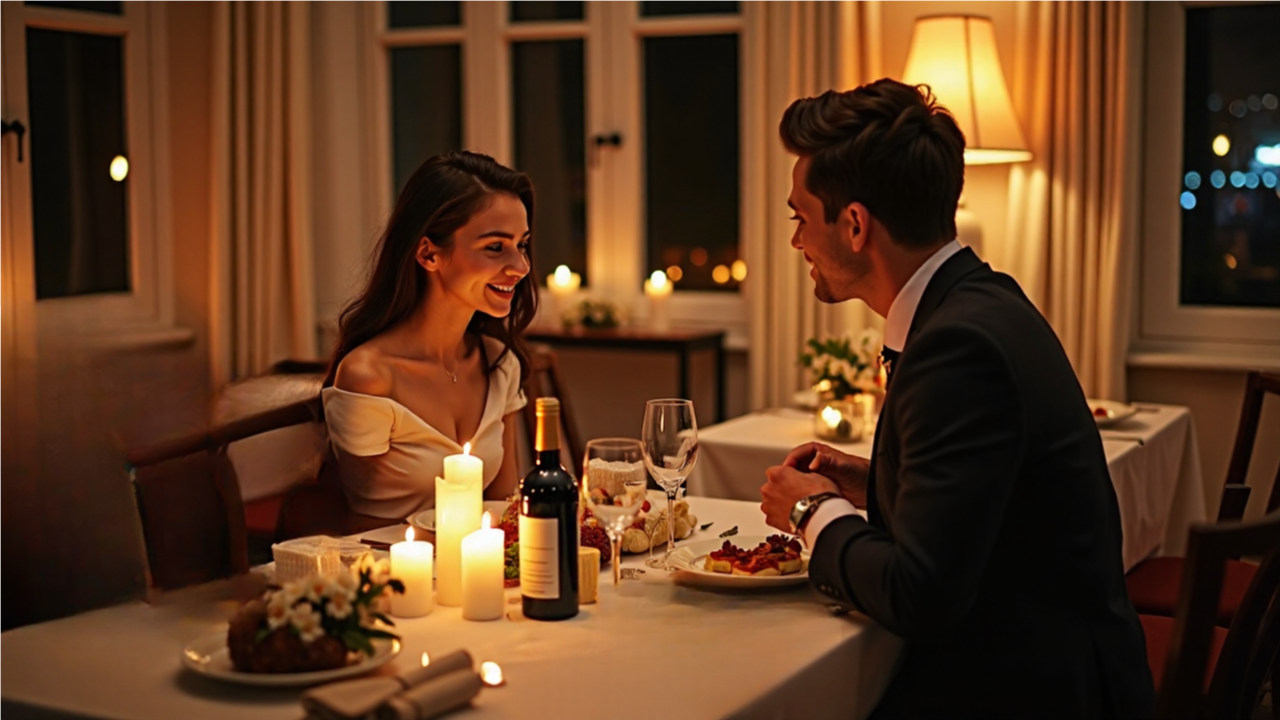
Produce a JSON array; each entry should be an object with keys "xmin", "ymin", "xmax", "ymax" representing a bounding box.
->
[
  {"xmin": 1, "ymin": 498, "xmax": 903, "ymax": 720},
  {"xmin": 688, "ymin": 404, "xmax": 1207, "ymax": 571}
]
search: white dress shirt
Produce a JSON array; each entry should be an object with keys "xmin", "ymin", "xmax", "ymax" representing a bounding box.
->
[{"xmin": 801, "ymin": 240, "xmax": 963, "ymax": 547}]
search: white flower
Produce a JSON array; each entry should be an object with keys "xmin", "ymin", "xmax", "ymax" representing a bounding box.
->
[
  {"xmin": 333, "ymin": 571, "xmax": 359, "ymax": 600},
  {"xmin": 282, "ymin": 579, "xmax": 308, "ymax": 604},
  {"xmin": 266, "ymin": 592, "xmax": 293, "ymax": 630},
  {"xmin": 303, "ymin": 576, "xmax": 331, "ymax": 603},
  {"xmin": 371, "ymin": 558, "xmax": 392, "ymax": 587},
  {"xmin": 325, "ymin": 592, "xmax": 354, "ymax": 620},
  {"xmin": 290, "ymin": 602, "xmax": 325, "ymax": 644},
  {"xmin": 372, "ymin": 585, "xmax": 393, "ymax": 615},
  {"xmin": 356, "ymin": 553, "xmax": 376, "ymax": 578}
]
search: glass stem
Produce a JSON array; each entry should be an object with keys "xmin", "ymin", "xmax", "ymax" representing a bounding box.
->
[
  {"xmin": 665, "ymin": 488, "xmax": 678, "ymax": 559},
  {"xmin": 612, "ymin": 535, "xmax": 622, "ymax": 586}
]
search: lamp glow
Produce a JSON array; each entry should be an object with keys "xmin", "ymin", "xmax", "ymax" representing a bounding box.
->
[
  {"xmin": 1213, "ymin": 134, "xmax": 1231, "ymax": 157},
  {"xmin": 109, "ymin": 155, "xmax": 129, "ymax": 182}
]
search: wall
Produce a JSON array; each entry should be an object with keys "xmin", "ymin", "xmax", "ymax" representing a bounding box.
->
[
  {"xmin": 0, "ymin": 3, "xmax": 215, "ymax": 629},
  {"xmin": 1129, "ymin": 367, "xmax": 1280, "ymax": 522}
]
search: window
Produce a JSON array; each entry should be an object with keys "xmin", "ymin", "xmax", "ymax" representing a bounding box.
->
[
  {"xmin": 369, "ymin": 1, "xmax": 758, "ymax": 340},
  {"xmin": 1138, "ymin": 3, "xmax": 1280, "ymax": 363},
  {"xmin": 1, "ymin": 2, "xmax": 180, "ymax": 344}
]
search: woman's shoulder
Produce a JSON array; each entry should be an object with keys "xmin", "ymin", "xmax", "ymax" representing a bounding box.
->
[{"xmin": 334, "ymin": 343, "xmax": 394, "ymax": 397}]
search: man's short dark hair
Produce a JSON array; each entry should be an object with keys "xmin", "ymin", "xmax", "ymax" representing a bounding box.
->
[{"xmin": 779, "ymin": 79, "xmax": 966, "ymax": 250}]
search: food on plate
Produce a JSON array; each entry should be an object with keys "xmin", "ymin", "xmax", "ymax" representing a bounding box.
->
[
  {"xmin": 618, "ymin": 493, "xmax": 698, "ymax": 554},
  {"xmin": 226, "ymin": 558, "xmax": 402, "ymax": 673},
  {"xmin": 1092, "ymin": 406, "xmax": 1110, "ymax": 418},
  {"xmin": 704, "ymin": 535, "xmax": 805, "ymax": 576}
]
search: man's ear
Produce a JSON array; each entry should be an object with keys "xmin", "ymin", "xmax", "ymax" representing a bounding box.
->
[
  {"xmin": 840, "ymin": 202, "xmax": 871, "ymax": 253},
  {"xmin": 416, "ymin": 236, "xmax": 440, "ymax": 272}
]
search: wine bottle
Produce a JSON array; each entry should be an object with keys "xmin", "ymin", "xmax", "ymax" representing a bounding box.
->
[{"xmin": 519, "ymin": 397, "xmax": 580, "ymax": 620}]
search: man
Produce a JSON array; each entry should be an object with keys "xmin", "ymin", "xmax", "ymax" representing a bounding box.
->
[{"xmin": 760, "ymin": 80, "xmax": 1155, "ymax": 719}]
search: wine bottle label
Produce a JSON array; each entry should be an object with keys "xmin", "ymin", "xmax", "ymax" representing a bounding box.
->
[{"xmin": 518, "ymin": 515, "xmax": 559, "ymax": 599}]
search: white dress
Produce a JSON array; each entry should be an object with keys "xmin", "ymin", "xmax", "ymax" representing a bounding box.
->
[{"xmin": 321, "ymin": 339, "xmax": 526, "ymax": 519}]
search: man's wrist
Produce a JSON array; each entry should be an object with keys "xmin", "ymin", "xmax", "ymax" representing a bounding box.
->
[
  {"xmin": 789, "ymin": 491, "xmax": 842, "ymax": 535},
  {"xmin": 802, "ymin": 497, "xmax": 859, "ymax": 547}
]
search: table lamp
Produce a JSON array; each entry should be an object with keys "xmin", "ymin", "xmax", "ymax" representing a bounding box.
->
[{"xmin": 900, "ymin": 15, "xmax": 1032, "ymax": 256}]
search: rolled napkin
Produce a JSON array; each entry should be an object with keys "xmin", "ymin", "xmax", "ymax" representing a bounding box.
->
[
  {"xmin": 301, "ymin": 650, "xmax": 473, "ymax": 720},
  {"xmin": 378, "ymin": 669, "xmax": 483, "ymax": 720},
  {"xmin": 578, "ymin": 547, "xmax": 600, "ymax": 604}
]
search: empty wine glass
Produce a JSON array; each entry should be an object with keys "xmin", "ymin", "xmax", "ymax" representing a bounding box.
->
[
  {"xmin": 640, "ymin": 399, "xmax": 698, "ymax": 570},
  {"xmin": 581, "ymin": 438, "xmax": 648, "ymax": 586}
]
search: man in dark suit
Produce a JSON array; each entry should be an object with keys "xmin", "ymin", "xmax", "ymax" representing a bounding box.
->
[{"xmin": 759, "ymin": 79, "xmax": 1155, "ymax": 719}]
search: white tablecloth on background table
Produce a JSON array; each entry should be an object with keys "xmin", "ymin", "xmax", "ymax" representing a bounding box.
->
[
  {"xmin": 0, "ymin": 498, "xmax": 904, "ymax": 720},
  {"xmin": 688, "ymin": 404, "xmax": 1207, "ymax": 571}
]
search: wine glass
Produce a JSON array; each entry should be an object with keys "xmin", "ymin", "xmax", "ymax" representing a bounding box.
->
[
  {"xmin": 581, "ymin": 438, "xmax": 648, "ymax": 586},
  {"xmin": 640, "ymin": 399, "xmax": 698, "ymax": 570}
]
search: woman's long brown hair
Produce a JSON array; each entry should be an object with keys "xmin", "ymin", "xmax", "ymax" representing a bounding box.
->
[{"xmin": 324, "ymin": 151, "xmax": 538, "ymax": 388}]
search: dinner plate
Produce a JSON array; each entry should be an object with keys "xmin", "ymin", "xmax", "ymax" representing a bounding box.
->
[
  {"xmin": 409, "ymin": 500, "xmax": 511, "ymax": 533},
  {"xmin": 1087, "ymin": 398, "xmax": 1138, "ymax": 428},
  {"xmin": 181, "ymin": 630, "xmax": 400, "ymax": 687},
  {"xmin": 667, "ymin": 536, "xmax": 810, "ymax": 588}
]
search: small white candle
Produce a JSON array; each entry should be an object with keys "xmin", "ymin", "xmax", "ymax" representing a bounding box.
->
[
  {"xmin": 390, "ymin": 527, "xmax": 434, "ymax": 618},
  {"xmin": 461, "ymin": 512, "xmax": 505, "ymax": 621},
  {"xmin": 436, "ymin": 443, "xmax": 484, "ymax": 607},
  {"xmin": 643, "ymin": 270, "xmax": 673, "ymax": 331},
  {"xmin": 546, "ymin": 265, "xmax": 581, "ymax": 328}
]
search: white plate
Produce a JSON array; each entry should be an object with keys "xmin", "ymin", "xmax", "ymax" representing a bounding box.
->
[
  {"xmin": 667, "ymin": 536, "xmax": 810, "ymax": 588},
  {"xmin": 1088, "ymin": 398, "xmax": 1138, "ymax": 428},
  {"xmin": 181, "ymin": 630, "xmax": 400, "ymax": 687},
  {"xmin": 409, "ymin": 500, "xmax": 512, "ymax": 533}
]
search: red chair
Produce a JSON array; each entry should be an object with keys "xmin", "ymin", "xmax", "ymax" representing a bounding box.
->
[
  {"xmin": 1126, "ymin": 371, "xmax": 1280, "ymax": 627},
  {"xmin": 1141, "ymin": 509, "xmax": 1280, "ymax": 720}
]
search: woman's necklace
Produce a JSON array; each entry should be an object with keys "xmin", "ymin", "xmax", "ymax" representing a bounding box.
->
[{"xmin": 443, "ymin": 365, "xmax": 458, "ymax": 383}]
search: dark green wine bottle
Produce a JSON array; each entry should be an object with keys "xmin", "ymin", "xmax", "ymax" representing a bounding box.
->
[{"xmin": 519, "ymin": 397, "xmax": 579, "ymax": 620}]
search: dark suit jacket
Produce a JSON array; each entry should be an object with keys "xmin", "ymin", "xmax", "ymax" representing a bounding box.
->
[{"xmin": 809, "ymin": 248, "xmax": 1155, "ymax": 719}]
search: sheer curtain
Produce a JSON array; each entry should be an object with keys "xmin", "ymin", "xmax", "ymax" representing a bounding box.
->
[
  {"xmin": 1003, "ymin": 1, "xmax": 1144, "ymax": 399},
  {"xmin": 747, "ymin": 1, "xmax": 875, "ymax": 411},
  {"xmin": 209, "ymin": 1, "xmax": 317, "ymax": 388}
]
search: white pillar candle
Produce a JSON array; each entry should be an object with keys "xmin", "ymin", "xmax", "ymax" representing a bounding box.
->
[
  {"xmin": 461, "ymin": 512, "xmax": 505, "ymax": 621},
  {"xmin": 390, "ymin": 527, "xmax": 434, "ymax": 618},
  {"xmin": 546, "ymin": 265, "xmax": 581, "ymax": 327},
  {"xmin": 643, "ymin": 270, "xmax": 673, "ymax": 331},
  {"xmin": 436, "ymin": 443, "xmax": 484, "ymax": 607}
]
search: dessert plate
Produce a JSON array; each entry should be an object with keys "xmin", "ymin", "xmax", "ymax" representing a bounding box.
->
[
  {"xmin": 409, "ymin": 500, "xmax": 511, "ymax": 533},
  {"xmin": 181, "ymin": 630, "xmax": 400, "ymax": 687},
  {"xmin": 667, "ymin": 536, "xmax": 810, "ymax": 589},
  {"xmin": 1087, "ymin": 398, "xmax": 1138, "ymax": 428}
]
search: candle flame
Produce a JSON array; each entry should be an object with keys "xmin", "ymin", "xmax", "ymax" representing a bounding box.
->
[
  {"xmin": 554, "ymin": 264, "xmax": 572, "ymax": 285},
  {"xmin": 649, "ymin": 270, "xmax": 668, "ymax": 290},
  {"xmin": 482, "ymin": 511, "xmax": 492, "ymax": 530},
  {"xmin": 421, "ymin": 652, "xmax": 430, "ymax": 667},
  {"xmin": 405, "ymin": 526, "xmax": 415, "ymax": 543},
  {"xmin": 820, "ymin": 405, "xmax": 843, "ymax": 429},
  {"xmin": 481, "ymin": 661, "xmax": 504, "ymax": 686},
  {"xmin": 463, "ymin": 442, "xmax": 472, "ymax": 456}
]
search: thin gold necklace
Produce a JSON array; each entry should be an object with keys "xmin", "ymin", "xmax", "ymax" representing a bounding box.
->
[{"xmin": 442, "ymin": 364, "xmax": 458, "ymax": 383}]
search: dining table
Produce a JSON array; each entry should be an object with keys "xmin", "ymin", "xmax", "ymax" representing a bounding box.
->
[
  {"xmin": 687, "ymin": 403, "xmax": 1208, "ymax": 571},
  {"xmin": 0, "ymin": 497, "xmax": 904, "ymax": 720}
]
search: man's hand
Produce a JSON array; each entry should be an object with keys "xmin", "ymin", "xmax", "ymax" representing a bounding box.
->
[
  {"xmin": 782, "ymin": 442, "xmax": 870, "ymax": 507},
  {"xmin": 760, "ymin": 466, "xmax": 840, "ymax": 534}
]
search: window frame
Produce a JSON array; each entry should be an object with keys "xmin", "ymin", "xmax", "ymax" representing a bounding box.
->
[
  {"xmin": 1, "ymin": 2, "xmax": 184, "ymax": 349},
  {"xmin": 366, "ymin": 1, "xmax": 759, "ymax": 348},
  {"xmin": 1135, "ymin": 2, "xmax": 1280, "ymax": 369}
]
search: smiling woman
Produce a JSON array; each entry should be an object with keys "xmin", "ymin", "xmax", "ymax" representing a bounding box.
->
[{"xmin": 319, "ymin": 151, "xmax": 538, "ymax": 519}]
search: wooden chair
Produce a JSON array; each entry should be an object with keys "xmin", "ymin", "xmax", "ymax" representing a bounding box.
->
[
  {"xmin": 1142, "ymin": 509, "xmax": 1280, "ymax": 720},
  {"xmin": 1127, "ymin": 371, "xmax": 1280, "ymax": 626},
  {"xmin": 521, "ymin": 344, "xmax": 585, "ymax": 477},
  {"xmin": 128, "ymin": 398, "xmax": 322, "ymax": 593}
]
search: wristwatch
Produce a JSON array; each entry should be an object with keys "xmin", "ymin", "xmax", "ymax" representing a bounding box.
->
[{"xmin": 790, "ymin": 492, "xmax": 843, "ymax": 535}]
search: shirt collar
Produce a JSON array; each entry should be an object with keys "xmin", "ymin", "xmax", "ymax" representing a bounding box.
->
[{"xmin": 883, "ymin": 240, "xmax": 963, "ymax": 352}]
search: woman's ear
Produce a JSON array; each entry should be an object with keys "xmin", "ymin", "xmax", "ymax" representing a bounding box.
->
[{"xmin": 416, "ymin": 236, "xmax": 439, "ymax": 272}]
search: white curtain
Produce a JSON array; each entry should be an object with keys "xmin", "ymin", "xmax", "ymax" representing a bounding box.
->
[
  {"xmin": 1003, "ymin": 1, "xmax": 1144, "ymax": 399},
  {"xmin": 210, "ymin": 1, "xmax": 318, "ymax": 388},
  {"xmin": 747, "ymin": 1, "xmax": 876, "ymax": 411}
]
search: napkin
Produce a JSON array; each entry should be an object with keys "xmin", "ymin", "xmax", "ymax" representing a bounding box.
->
[
  {"xmin": 301, "ymin": 650, "xmax": 473, "ymax": 720},
  {"xmin": 377, "ymin": 669, "xmax": 483, "ymax": 720}
]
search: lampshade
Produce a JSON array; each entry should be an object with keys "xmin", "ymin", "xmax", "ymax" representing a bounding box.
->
[{"xmin": 901, "ymin": 15, "xmax": 1031, "ymax": 165}]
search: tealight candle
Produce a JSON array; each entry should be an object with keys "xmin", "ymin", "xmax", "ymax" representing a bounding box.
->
[
  {"xmin": 643, "ymin": 270, "xmax": 673, "ymax": 331},
  {"xmin": 390, "ymin": 527, "xmax": 434, "ymax": 618},
  {"xmin": 461, "ymin": 512, "xmax": 505, "ymax": 621},
  {"xmin": 814, "ymin": 400, "xmax": 863, "ymax": 443},
  {"xmin": 436, "ymin": 443, "xmax": 484, "ymax": 607},
  {"xmin": 546, "ymin": 265, "xmax": 581, "ymax": 327}
]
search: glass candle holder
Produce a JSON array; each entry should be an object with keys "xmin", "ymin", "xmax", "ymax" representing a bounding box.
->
[{"xmin": 814, "ymin": 399, "xmax": 864, "ymax": 443}]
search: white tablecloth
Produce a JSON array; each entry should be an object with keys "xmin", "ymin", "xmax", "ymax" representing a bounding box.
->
[
  {"xmin": 1, "ymin": 498, "xmax": 904, "ymax": 720},
  {"xmin": 688, "ymin": 404, "xmax": 1207, "ymax": 571}
]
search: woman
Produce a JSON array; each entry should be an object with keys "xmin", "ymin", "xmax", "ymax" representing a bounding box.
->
[{"xmin": 322, "ymin": 151, "xmax": 536, "ymax": 520}]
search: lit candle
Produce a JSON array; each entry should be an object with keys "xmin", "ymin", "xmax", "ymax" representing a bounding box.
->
[
  {"xmin": 481, "ymin": 661, "xmax": 505, "ymax": 687},
  {"xmin": 546, "ymin": 265, "xmax": 581, "ymax": 328},
  {"xmin": 461, "ymin": 512, "xmax": 505, "ymax": 621},
  {"xmin": 390, "ymin": 527, "xmax": 434, "ymax": 618},
  {"xmin": 643, "ymin": 270, "xmax": 673, "ymax": 331},
  {"xmin": 436, "ymin": 443, "xmax": 484, "ymax": 607}
]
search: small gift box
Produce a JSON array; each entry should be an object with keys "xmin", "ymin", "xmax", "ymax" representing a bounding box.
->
[{"xmin": 814, "ymin": 399, "xmax": 864, "ymax": 443}]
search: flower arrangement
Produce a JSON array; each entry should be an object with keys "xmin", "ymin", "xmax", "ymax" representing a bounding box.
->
[
  {"xmin": 228, "ymin": 556, "xmax": 405, "ymax": 673},
  {"xmin": 564, "ymin": 299, "xmax": 622, "ymax": 329},
  {"xmin": 799, "ymin": 328, "xmax": 883, "ymax": 399}
]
